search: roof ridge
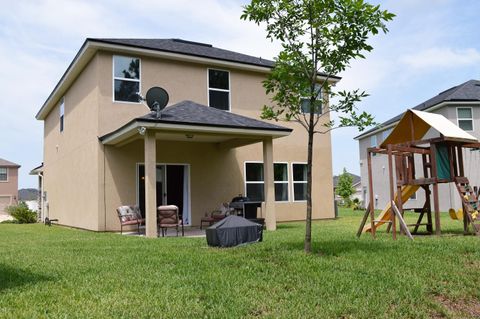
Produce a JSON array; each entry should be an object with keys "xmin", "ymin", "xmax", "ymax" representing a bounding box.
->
[
  {"xmin": 0, "ymin": 157, "xmax": 21, "ymax": 167},
  {"xmin": 355, "ymin": 79, "xmax": 480, "ymax": 140},
  {"xmin": 441, "ymin": 79, "xmax": 474, "ymax": 99}
]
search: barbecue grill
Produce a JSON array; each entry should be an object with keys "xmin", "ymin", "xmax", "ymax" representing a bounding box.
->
[{"xmin": 229, "ymin": 195, "xmax": 262, "ymax": 219}]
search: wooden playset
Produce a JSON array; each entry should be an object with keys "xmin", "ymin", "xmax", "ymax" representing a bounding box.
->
[{"xmin": 357, "ymin": 109, "xmax": 480, "ymax": 240}]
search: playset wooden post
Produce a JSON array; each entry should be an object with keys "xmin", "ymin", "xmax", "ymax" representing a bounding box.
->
[{"xmin": 357, "ymin": 109, "xmax": 480, "ymax": 239}]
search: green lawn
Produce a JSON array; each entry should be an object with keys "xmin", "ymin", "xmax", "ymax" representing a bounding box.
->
[{"xmin": 1, "ymin": 209, "xmax": 479, "ymax": 318}]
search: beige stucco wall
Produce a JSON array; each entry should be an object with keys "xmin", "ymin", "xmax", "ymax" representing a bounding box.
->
[
  {"xmin": 0, "ymin": 167, "xmax": 19, "ymax": 207},
  {"xmin": 43, "ymin": 54, "xmax": 102, "ymax": 230},
  {"xmin": 42, "ymin": 49, "xmax": 335, "ymax": 231}
]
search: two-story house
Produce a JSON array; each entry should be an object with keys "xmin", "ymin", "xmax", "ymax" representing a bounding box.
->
[
  {"xmin": 36, "ymin": 38, "xmax": 339, "ymax": 236},
  {"xmin": 0, "ymin": 158, "xmax": 20, "ymax": 213},
  {"xmin": 355, "ymin": 80, "xmax": 480, "ymax": 212}
]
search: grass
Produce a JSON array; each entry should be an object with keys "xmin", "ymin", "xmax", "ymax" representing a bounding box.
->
[{"xmin": 0, "ymin": 209, "xmax": 479, "ymax": 318}]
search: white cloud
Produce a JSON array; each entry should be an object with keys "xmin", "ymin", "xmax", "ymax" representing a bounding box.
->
[
  {"xmin": 400, "ymin": 47, "xmax": 480, "ymax": 70},
  {"xmin": 1, "ymin": 0, "xmax": 480, "ymax": 187}
]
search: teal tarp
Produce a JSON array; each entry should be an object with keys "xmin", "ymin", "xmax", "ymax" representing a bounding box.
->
[{"xmin": 436, "ymin": 145, "xmax": 451, "ymax": 179}]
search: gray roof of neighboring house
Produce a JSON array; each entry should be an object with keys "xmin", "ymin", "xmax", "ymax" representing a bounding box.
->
[
  {"xmin": 0, "ymin": 158, "xmax": 20, "ymax": 168},
  {"xmin": 90, "ymin": 38, "xmax": 340, "ymax": 80},
  {"xmin": 355, "ymin": 79, "xmax": 480, "ymax": 139},
  {"xmin": 333, "ymin": 173, "xmax": 361, "ymax": 187},
  {"xmin": 100, "ymin": 100, "xmax": 292, "ymax": 142}
]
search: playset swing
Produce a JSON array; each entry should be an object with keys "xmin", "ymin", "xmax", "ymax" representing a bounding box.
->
[{"xmin": 357, "ymin": 109, "xmax": 480, "ymax": 240}]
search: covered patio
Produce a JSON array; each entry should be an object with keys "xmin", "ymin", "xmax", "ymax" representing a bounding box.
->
[{"xmin": 100, "ymin": 100, "xmax": 292, "ymax": 237}]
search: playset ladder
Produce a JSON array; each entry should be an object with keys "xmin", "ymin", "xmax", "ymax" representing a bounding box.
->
[{"xmin": 454, "ymin": 177, "xmax": 480, "ymax": 235}]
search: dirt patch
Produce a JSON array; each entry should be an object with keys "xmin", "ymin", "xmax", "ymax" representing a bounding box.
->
[{"xmin": 434, "ymin": 295, "xmax": 480, "ymax": 318}]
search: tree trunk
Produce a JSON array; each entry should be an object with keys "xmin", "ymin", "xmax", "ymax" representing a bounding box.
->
[{"xmin": 304, "ymin": 115, "xmax": 315, "ymax": 253}]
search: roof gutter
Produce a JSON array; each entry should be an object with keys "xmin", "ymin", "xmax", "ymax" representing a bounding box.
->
[
  {"xmin": 36, "ymin": 39, "xmax": 341, "ymax": 121},
  {"xmin": 100, "ymin": 120, "xmax": 292, "ymax": 145}
]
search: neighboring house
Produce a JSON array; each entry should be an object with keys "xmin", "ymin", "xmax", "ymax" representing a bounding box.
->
[
  {"xmin": 355, "ymin": 80, "xmax": 480, "ymax": 212},
  {"xmin": 332, "ymin": 173, "xmax": 362, "ymax": 202},
  {"xmin": 0, "ymin": 158, "xmax": 20, "ymax": 213},
  {"xmin": 35, "ymin": 38, "xmax": 339, "ymax": 235}
]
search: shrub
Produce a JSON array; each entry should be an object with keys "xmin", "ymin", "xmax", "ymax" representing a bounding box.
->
[
  {"xmin": 6, "ymin": 202, "xmax": 37, "ymax": 224},
  {"xmin": 351, "ymin": 198, "xmax": 362, "ymax": 211}
]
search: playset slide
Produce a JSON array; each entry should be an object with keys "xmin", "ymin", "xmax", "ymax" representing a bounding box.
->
[{"xmin": 363, "ymin": 185, "xmax": 420, "ymax": 233}]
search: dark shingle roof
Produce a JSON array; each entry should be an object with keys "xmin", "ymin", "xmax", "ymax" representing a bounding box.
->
[
  {"xmin": 100, "ymin": 100, "xmax": 292, "ymax": 142},
  {"xmin": 90, "ymin": 38, "xmax": 339, "ymax": 79},
  {"xmin": 356, "ymin": 79, "xmax": 480, "ymax": 139},
  {"xmin": 92, "ymin": 38, "xmax": 274, "ymax": 68},
  {"xmin": 0, "ymin": 158, "xmax": 20, "ymax": 168},
  {"xmin": 137, "ymin": 100, "xmax": 291, "ymax": 132}
]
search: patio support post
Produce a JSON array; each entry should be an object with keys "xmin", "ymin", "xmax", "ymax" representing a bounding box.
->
[
  {"xmin": 144, "ymin": 130, "xmax": 157, "ymax": 238},
  {"xmin": 263, "ymin": 137, "xmax": 276, "ymax": 231}
]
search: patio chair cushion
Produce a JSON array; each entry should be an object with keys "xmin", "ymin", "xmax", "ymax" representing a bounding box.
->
[
  {"xmin": 117, "ymin": 205, "xmax": 143, "ymax": 223},
  {"xmin": 158, "ymin": 205, "xmax": 181, "ymax": 227}
]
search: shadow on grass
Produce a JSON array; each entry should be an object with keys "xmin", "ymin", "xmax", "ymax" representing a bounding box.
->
[
  {"xmin": 276, "ymin": 224, "xmax": 299, "ymax": 230},
  {"xmin": 277, "ymin": 238, "xmax": 392, "ymax": 256},
  {"xmin": 0, "ymin": 264, "xmax": 51, "ymax": 292}
]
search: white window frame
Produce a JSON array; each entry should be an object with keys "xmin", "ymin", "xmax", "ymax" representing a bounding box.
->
[
  {"xmin": 112, "ymin": 55, "xmax": 141, "ymax": 104},
  {"xmin": 207, "ymin": 68, "xmax": 231, "ymax": 112},
  {"xmin": 244, "ymin": 161, "xmax": 291, "ymax": 203},
  {"xmin": 0, "ymin": 167, "xmax": 8, "ymax": 182},
  {"xmin": 274, "ymin": 162, "xmax": 290, "ymax": 203},
  {"xmin": 244, "ymin": 161, "xmax": 264, "ymax": 201},
  {"xmin": 59, "ymin": 97, "xmax": 65, "ymax": 133},
  {"xmin": 456, "ymin": 107, "xmax": 474, "ymax": 132},
  {"xmin": 291, "ymin": 162, "xmax": 307, "ymax": 202}
]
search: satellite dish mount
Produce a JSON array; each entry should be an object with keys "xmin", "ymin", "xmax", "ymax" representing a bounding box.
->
[{"xmin": 143, "ymin": 87, "xmax": 169, "ymax": 119}]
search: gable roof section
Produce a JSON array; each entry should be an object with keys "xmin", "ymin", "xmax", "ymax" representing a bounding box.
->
[
  {"xmin": 100, "ymin": 100, "xmax": 292, "ymax": 145},
  {"xmin": 36, "ymin": 38, "xmax": 341, "ymax": 121},
  {"xmin": 0, "ymin": 158, "xmax": 20, "ymax": 168},
  {"xmin": 136, "ymin": 100, "xmax": 291, "ymax": 131},
  {"xmin": 94, "ymin": 38, "xmax": 275, "ymax": 68},
  {"xmin": 355, "ymin": 79, "xmax": 480, "ymax": 140},
  {"xmin": 380, "ymin": 109, "xmax": 477, "ymax": 147}
]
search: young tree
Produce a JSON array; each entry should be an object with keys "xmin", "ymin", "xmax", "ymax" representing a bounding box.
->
[
  {"xmin": 336, "ymin": 168, "xmax": 355, "ymax": 206},
  {"xmin": 241, "ymin": 0, "xmax": 394, "ymax": 253}
]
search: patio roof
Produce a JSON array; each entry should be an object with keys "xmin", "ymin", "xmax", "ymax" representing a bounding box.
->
[
  {"xmin": 29, "ymin": 164, "xmax": 44, "ymax": 175},
  {"xmin": 100, "ymin": 100, "xmax": 292, "ymax": 146}
]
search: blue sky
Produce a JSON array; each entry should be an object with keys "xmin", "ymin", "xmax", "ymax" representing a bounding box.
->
[{"xmin": 1, "ymin": 0, "xmax": 479, "ymax": 188}]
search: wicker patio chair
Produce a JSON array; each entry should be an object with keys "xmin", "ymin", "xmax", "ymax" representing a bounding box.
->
[{"xmin": 116, "ymin": 205, "xmax": 144, "ymax": 235}]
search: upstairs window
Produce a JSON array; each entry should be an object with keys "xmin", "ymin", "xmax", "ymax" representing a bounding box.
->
[
  {"xmin": 292, "ymin": 163, "xmax": 307, "ymax": 201},
  {"xmin": 59, "ymin": 98, "xmax": 65, "ymax": 132},
  {"xmin": 382, "ymin": 128, "xmax": 392, "ymax": 142},
  {"xmin": 301, "ymin": 85, "xmax": 322, "ymax": 114},
  {"xmin": 208, "ymin": 69, "xmax": 230, "ymax": 111},
  {"xmin": 113, "ymin": 56, "xmax": 141, "ymax": 103},
  {"xmin": 457, "ymin": 107, "xmax": 473, "ymax": 131},
  {"xmin": 370, "ymin": 135, "xmax": 377, "ymax": 148},
  {"xmin": 0, "ymin": 168, "xmax": 7, "ymax": 181}
]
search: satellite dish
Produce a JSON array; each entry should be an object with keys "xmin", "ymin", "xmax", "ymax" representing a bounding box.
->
[{"xmin": 145, "ymin": 87, "xmax": 169, "ymax": 118}]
